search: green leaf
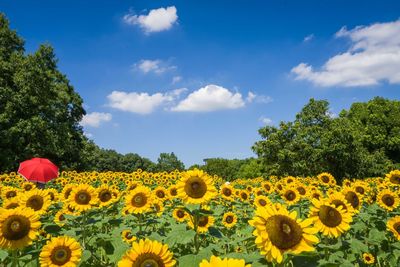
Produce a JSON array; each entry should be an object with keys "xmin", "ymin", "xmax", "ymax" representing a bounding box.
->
[
  {"xmin": 349, "ymin": 239, "xmax": 368, "ymax": 253},
  {"xmin": 0, "ymin": 250, "xmax": 8, "ymax": 261},
  {"xmin": 81, "ymin": 250, "xmax": 91, "ymax": 262},
  {"xmin": 367, "ymin": 228, "xmax": 386, "ymax": 245},
  {"xmin": 164, "ymin": 224, "xmax": 196, "ymax": 247}
]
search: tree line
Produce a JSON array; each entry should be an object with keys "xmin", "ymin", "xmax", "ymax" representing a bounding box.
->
[{"xmin": 1, "ymin": 13, "xmax": 399, "ymax": 181}]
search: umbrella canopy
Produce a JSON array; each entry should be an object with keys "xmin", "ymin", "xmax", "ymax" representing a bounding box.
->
[{"xmin": 18, "ymin": 158, "xmax": 59, "ymax": 183}]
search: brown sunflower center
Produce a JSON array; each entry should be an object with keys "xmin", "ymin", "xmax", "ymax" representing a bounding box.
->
[
  {"xmin": 26, "ymin": 195, "xmax": 44, "ymax": 211},
  {"xmin": 345, "ymin": 191, "xmax": 359, "ymax": 209},
  {"xmin": 285, "ymin": 191, "xmax": 296, "ymax": 201},
  {"xmin": 264, "ymin": 184, "xmax": 271, "ymax": 191},
  {"xmin": 265, "ymin": 215, "xmax": 303, "ymax": 250},
  {"xmin": 258, "ymin": 199, "xmax": 267, "ymax": 206},
  {"xmin": 321, "ymin": 176, "xmax": 330, "ymax": 183},
  {"xmin": 99, "ymin": 190, "xmax": 112, "ymax": 202},
  {"xmin": 394, "ymin": 222, "xmax": 400, "ymax": 234},
  {"xmin": 24, "ymin": 185, "xmax": 32, "ymax": 190},
  {"xmin": 355, "ymin": 186, "xmax": 365, "ymax": 195},
  {"xmin": 6, "ymin": 202, "xmax": 19, "ymax": 209},
  {"xmin": 318, "ymin": 205, "xmax": 342, "ymax": 227},
  {"xmin": 75, "ymin": 190, "xmax": 91, "ymax": 205},
  {"xmin": 50, "ymin": 246, "xmax": 72, "ymax": 266},
  {"xmin": 132, "ymin": 193, "xmax": 147, "ymax": 207},
  {"xmin": 241, "ymin": 192, "xmax": 248, "ymax": 200},
  {"xmin": 125, "ymin": 232, "xmax": 133, "ymax": 239},
  {"xmin": 198, "ymin": 216, "xmax": 209, "ymax": 227},
  {"xmin": 170, "ymin": 188, "xmax": 177, "ymax": 196},
  {"xmin": 156, "ymin": 191, "xmax": 165, "ymax": 198},
  {"xmin": 382, "ymin": 194, "xmax": 395, "ymax": 207},
  {"xmin": 176, "ymin": 210, "xmax": 185, "ymax": 218},
  {"xmin": 312, "ymin": 193, "xmax": 320, "ymax": 200},
  {"xmin": 365, "ymin": 256, "xmax": 371, "ymax": 261},
  {"xmin": 222, "ymin": 188, "xmax": 232, "ymax": 197},
  {"xmin": 64, "ymin": 188, "xmax": 72, "ymax": 199},
  {"xmin": 135, "ymin": 253, "xmax": 164, "ymax": 267},
  {"xmin": 6, "ymin": 191, "xmax": 16, "ymax": 198},
  {"xmin": 297, "ymin": 187, "xmax": 306, "ymax": 195},
  {"xmin": 184, "ymin": 177, "xmax": 207, "ymax": 199},
  {"xmin": 58, "ymin": 214, "xmax": 65, "ymax": 221},
  {"xmin": 225, "ymin": 215, "xmax": 234, "ymax": 224},
  {"xmin": 48, "ymin": 192, "xmax": 55, "ymax": 201},
  {"xmin": 390, "ymin": 175, "xmax": 400, "ymax": 184},
  {"xmin": 2, "ymin": 215, "xmax": 31, "ymax": 241},
  {"xmin": 331, "ymin": 200, "xmax": 347, "ymax": 211}
]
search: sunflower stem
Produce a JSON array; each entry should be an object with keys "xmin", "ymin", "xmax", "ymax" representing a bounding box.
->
[
  {"xmin": 193, "ymin": 211, "xmax": 200, "ymax": 254},
  {"xmin": 11, "ymin": 250, "xmax": 18, "ymax": 267}
]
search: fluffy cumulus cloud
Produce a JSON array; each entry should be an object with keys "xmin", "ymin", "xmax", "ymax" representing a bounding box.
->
[
  {"xmin": 80, "ymin": 112, "xmax": 112, "ymax": 127},
  {"xmin": 107, "ymin": 89, "xmax": 186, "ymax": 114},
  {"xmin": 259, "ymin": 116, "xmax": 273, "ymax": 125},
  {"xmin": 134, "ymin": 59, "xmax": 176, "ymax": 74},
  {"xmin": 171, "ymin": 84, "xmax": 246, "ymax": 112},
  {"xmin": 291, "ymin": 19, "xmax": 400, "ymax": 87},
  {"xmin": 123, "ymin": 6, "xmax": 178, "ymax": 33}
]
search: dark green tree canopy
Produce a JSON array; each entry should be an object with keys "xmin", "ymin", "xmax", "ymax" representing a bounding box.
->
[
  {"xmin": 156, "ymin": 152, "xmax": 185, "ymax": 172},
  {"xmin": 253, "ymin": 97, "xmax": 400, "ymax": 181},
  {"xmin": 0, "ymin": 13, "xmax": 86, "ymax": 171}
]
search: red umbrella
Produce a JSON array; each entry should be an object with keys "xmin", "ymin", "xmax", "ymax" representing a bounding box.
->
[{"xmin": 18, "ymin": 158, "xmax": 59, "ymax": 183}]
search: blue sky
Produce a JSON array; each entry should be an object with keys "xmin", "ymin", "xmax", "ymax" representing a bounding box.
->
[{"xmin": 2, "ymin": 0, "xmax": 400, "ymax": 166}]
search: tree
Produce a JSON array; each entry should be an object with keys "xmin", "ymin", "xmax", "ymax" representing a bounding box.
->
[
  {"xmin": 156, "ymin": 152, "xmax": 185, "ymax": 172},
  {"xmin": 253, "ymin": 98, "xmax": 399, "ymax": 181},
  {"xmin": 200, "ymin": 158, "xmax": 249, "ymax": 181},
  {"xmin": 0, "ymin": 13, "xmax": 86, "ymax": 172}
]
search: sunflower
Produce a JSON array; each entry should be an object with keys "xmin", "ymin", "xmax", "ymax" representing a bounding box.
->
[
  {"xmin": 386, "ymin": 170, "xmax": 400, "ymax": 185},
  {"xmin": 262, "ymin": 181, "xmax": 273, "ymax": 193},
  {"xmin": 2, "ymin": 199, "xmax": 20, "ymax": 209},
  {"xmin": 377, "ymin": 189, "xmax": 399, "ymax": 211},
  {"xmin": 124, "ymin": 186, "xmax": 153, "ymax": 214},
  {"xmin": 309, "ymin": 199, "xmax": 352, "ymax": 238},
  {"xmin": 168, "ymin": 185, "xmax": 178, "ymax": 199},
  {"xmin": 296, "ymin": 185, "xmax": 308, "ymax": 197},
  {"xmin": 362, "ymin": 253, "xmax": 375, "ymax": 265},
  {"xmin": 281, "ymin": 187, "xmax": 300, "ymax": 205},
  {"xmin": 54, "ymin": 210, "xmax": 67, "ymax": 226},
  {"xmin": 21, "ymin": 182, "xmax": 36, "ymax": 192},
  {"xmin": 238, "ymin": 190, "xmax": 249, "ymax": 202},
  {"xmin": 220, "ymin": 183, "xmax": 235, "ymax": 200},
  {"xmin": 172, "ymin": 208, "xmax": 187, "ymax": 222},
  {"xmin": 249, "ymin": 204, "xmax": 319, "ymax": 263},
  {"xmin": 68, "ymin": 184, "xmax": 98, "ymax": 212},
  {"xmin": 154, "ymin": 187, "xmax": 168, "ymax": 202},
  {"xmin": 199, "ymin": 255, "xmax": 251, "ymax": 267},
  {"xmin": 176, "ymin": 169, "xmax": 217, "ymax": 205},
  {"xmin": 97, "ymin": 185, "xmax": 116, "ymax": 207},
  {"xmin": 18, "ymin": 189, "xmax": 51, "ymax": 216},
  {"xmin": 0, "ymin": 207, "xmax": 41, "ymax": 250},
  {"xmin": 45, "ymin": 188, "xmax": 59, "ymax": 202},
  {"xmin": 39, "ymin": 236, "xmax": 82, "ymax": 267},
  {"xmin": 61, "ymin": 184, "xmax": 75, "ymax": 201},
  {"xmin": 254, "ymin": 195, "xmax": 270, "ymax": 208},
  {"xmin": 326, "ymin": 192, "xmax": 355, "ymax": 215},
  {"xmin": 309, "ymin": 189, "xmax": 323, "ymax": 201},
  {"xmin": 317, "ymin": 172, "xmax": 336, "ymax": 186},
  {"xmin": 118, "ymin": 239, "xmax": 176, "ymax": 267},
  {"xmin": 1, "ymin": 186, "xmax": 19, "ymax": 200},
  {"xmin": 188, "ymin": 215, "xmax": 215, "ymax": 233},
  {"xmin": 353, "ymin": 181, "xmax": 369, "ymax": 196},
  {"xmin": 153, "ymin": 201, "xmax": 164, "ymax": 217},
  {"xmin": 342, "ymin": 188, "xmax": 362, "ymax": 211},
  {"xmin": 222, "ymin": 212, "xmax": 237, "ymax": 229},
  {"xmin": 387, "ymin": 216, "xmax": 400, "ymax": 240},
  {"xmin": 122, "ymin": 230, "xmax": 137, "ymax": 244}
]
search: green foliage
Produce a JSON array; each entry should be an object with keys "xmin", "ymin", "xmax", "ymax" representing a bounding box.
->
[
  {"xmin": 0, "ymin": 13, "xmax": 86, "ymax": 172},
  {"xmin": 156, "ymin": 152, "xmax": 185, "ymax": 172},
  {"xmin": 253, "ymin": 97, "xmax": 400, "ymax": 181}
]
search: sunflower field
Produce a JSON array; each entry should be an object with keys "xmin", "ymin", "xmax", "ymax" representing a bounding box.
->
[{"xmin": 1, "ymin": 169, "xmax": 400, "ymax": 266}]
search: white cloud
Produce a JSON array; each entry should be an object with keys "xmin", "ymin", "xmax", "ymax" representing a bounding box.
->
[
  {"xmin": 246, "ymin": 92, "xmax": 273, "ymax": 104},
  {"xmin": 134, "ymin": 59, "xmax": 176, "ymax": 74},
  {"xmin": 292, "ymin": 19, "xmax": 400, "ymax": 87},
  {"xmin": 83, "ymin": 132, "xmax": 93, "ymax": 138},
  {"xmin": 171, "ymin": 84, "xmax": 246, "ymax": 112},
  {"xmin": 107, "ymin": 89, "xmax": 187, "ymax": 114},
  {"xmin": 259, "ymin": 116, "xmax": 273, "ymax": 125},
  {"xmin": 303, "ymin": 34, "xmax": 314, "ymax": 42},
  {"xmin": 123, "ymin": 6, "xmax": 178, "ymax": 34},
  {"xmin": 80, "ymin": 112, "xmax": 112, "ymax": 127},
  {"xmin": 172, "ymin": 76, "xmax": 182, "ymax": 84}
]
